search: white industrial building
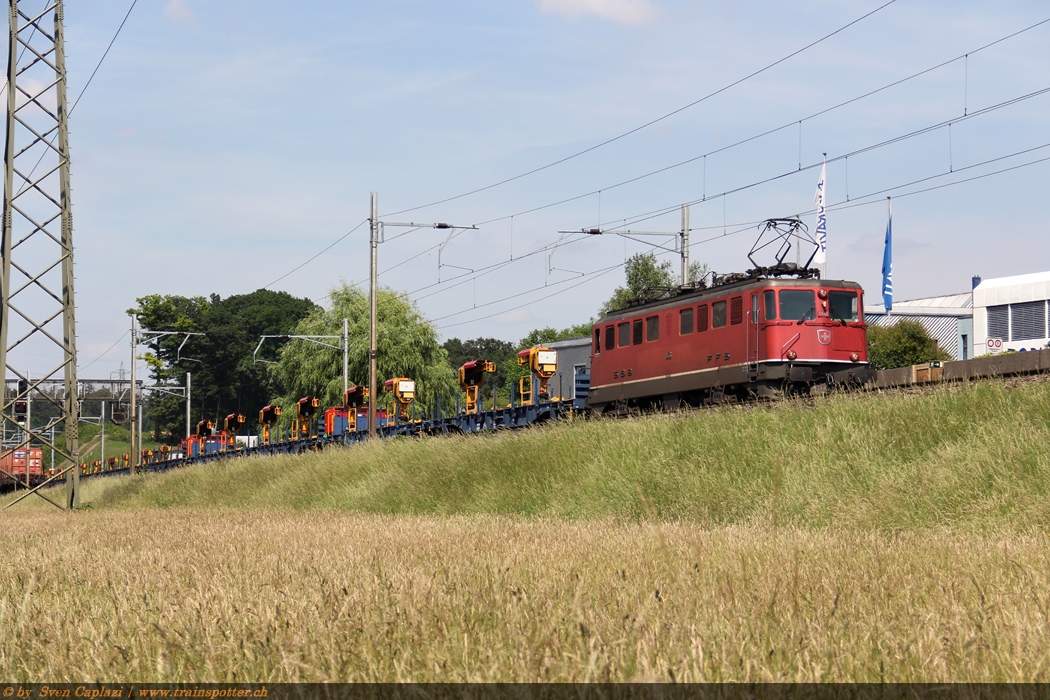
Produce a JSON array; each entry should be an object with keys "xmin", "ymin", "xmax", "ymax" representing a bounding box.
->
[
  {"xmin": 865, "ymin": 292, "xmax": 974, "ymax": 361},
  {"xmin": 973, "ymin": 271, "xmax": 1050, "ymax": 355}
]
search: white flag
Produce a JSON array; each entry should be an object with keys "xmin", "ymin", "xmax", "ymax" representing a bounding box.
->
[{"xmin": 813, "ymin": 160, "xmax": 827, "ymax": 266}]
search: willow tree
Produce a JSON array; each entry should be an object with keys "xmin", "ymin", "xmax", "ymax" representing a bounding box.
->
[{"xmin": 272, "ymin": 283, "xmax": 458, "ymax": 419}]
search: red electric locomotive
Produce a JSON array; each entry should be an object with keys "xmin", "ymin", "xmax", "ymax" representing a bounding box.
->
[{"xmin": 587, "ymin": 220, "xmax": 876, "ymax": 411}]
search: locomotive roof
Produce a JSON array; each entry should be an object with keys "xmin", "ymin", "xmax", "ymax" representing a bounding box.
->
[{"xmin": 599, "ymin": 275, "xmax": 863, "ymax": 322}]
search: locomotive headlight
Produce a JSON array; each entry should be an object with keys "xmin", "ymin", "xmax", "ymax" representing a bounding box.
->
[
  {"xmin": 817, "ymin": 289, "xmax": 828, "ymax": 299},
  {"xmin": 787, "ymin": 350, "xmax": 797, "ymax": 360},
  {"xmin": 850, "ymin": 352, "xmax": 860, "ymax": 361}
]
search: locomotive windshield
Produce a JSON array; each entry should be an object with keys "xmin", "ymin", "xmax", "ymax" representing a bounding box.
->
[
  {"xmin": 779, "ymin": 290, "xmax": 815, "ymax": 321},
  {"xmin": 829, "ymin": 291, "xmax": 859, "ymax": 321}
]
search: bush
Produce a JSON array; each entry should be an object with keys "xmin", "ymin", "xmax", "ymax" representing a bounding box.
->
[{"xmin": 867, "ymin": 319, "xmax": 951, "ymax": 370}]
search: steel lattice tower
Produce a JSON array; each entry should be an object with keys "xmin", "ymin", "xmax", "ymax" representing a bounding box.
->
[{"xmin": 1, "ymin": 0, "xmax": 78, "ymax": 508}]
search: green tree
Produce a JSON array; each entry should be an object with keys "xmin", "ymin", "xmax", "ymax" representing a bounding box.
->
[
  {"xmin": 599, "ymin": 252, "xmax": 676, "ymax": 316},
  {"xmin": 133, "ymin": 289, "xmax": 319, "ymax": 441},
  {"xmin": 867, "ymin": 320, "xmax": 951, "ymax": 370},
  {"xmin": 443, "ymin": 337, "xmax": 517, "ymax": 400},
  {"xmin": 272, "ymin": 283, "xmax": 457, "ymax": 419}
]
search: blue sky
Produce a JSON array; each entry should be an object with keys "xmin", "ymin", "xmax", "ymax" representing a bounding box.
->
[{"xmin": 58, "ymin": 0, "xmax": 1050, "ymax": 377}]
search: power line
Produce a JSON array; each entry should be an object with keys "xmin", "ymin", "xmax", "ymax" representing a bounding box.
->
[
  {"xmin": 70, "ymin": 0, "xmax": 139, "ymax": 116},
  {"xmin": 430, "ymin": 149, "xmax": 1050, "ymax": 331},
  {"xmin": 263, "ymin": 219, "xmax": 367, "ymax": 289},
  {"xmin": 435, "ymin": 266, "xmax": 623, "ymax": 330},
  {"xmin": 271, "ymin": 13, "xmax": 1049, "ymax": 296},
  {"xmin": 381, "ymin": 0, "xmax": 899, "ymax": 219},
  {"xmin": 382, "ymin": 84, "xmax": 1050, "ymax": 308},
  {"xmin": 78, "ymin": 330, "xmax": 130, "ymax": 372},
  {"xmin": 471, "ymin": 15, "xmax": 1050, "ymax": 228},
  {"xmin": 592, "ymin": 84, "xmax": 1050, "ymax": 233},
  {"xmin": 14, "ymin": 0, "xmax": 140, "ymax": 198}
]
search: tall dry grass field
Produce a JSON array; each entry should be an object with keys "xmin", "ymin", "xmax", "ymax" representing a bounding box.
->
[{"xmin": 2, "ymin": 510, "xmax": 1050, "ymax": 682}]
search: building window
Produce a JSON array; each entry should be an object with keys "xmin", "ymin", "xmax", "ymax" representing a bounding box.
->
[
  {"xmin": 646, "ymin": 316, "xmax": 659, "ymax": 341},
  {"xmin": 764, "ymin": 290, "xmax": 776, "ymax": 320},
  {"xmin": 712, "ymin": 301, "xmax": 727, "ymax": 328},
  {"xmin": 697, "ymin": 305, "xmax": 709, "ymax": 332},
  {"xmin": 730, "ymin": 297, "xmax": 743, "ymax": 325},
  {"xmin": 986, "ymin": 305, "xmax": 1008, "ymax": 341},
  {"xmin": 618, "ymin": 322, "xmax": 630, "ymax": 347},
  {"xmin": 605, "ymin": 325, "xmax": 615, "ymax": 351},
  {"xmin": 1010, "ymin": 301, "xmax": 1046, "ymax": 341},
  {"xmin": 632, "ymin": 319, "xmax": 643, "ymax": 345},
  {"xmin": 680, "ymin": 307, "xmax": 694, "ymax": 335}
]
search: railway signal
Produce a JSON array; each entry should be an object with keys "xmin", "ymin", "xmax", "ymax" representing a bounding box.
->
[
  {"xmin": 259, "ymin": 405, "xmax": 282, "ymax": 445},
  {"xmin": 517, "ymin": 348, "xmax": 558, "ymax": 405},
  {"xmin": 384, "ymin": 377, "xmax": 416, "ymax": 423},
  {"xmin": 458, "ymin": 360, "xmax": 496, "ymax": 415}
]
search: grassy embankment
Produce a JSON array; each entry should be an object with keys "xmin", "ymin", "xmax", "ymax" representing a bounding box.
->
[{"xmin": 3, "ymin": 378, "xmax": 1050, "ymax": 681}]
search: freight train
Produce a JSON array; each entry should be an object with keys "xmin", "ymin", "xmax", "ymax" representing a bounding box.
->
[{"xmin": 7, "ymin": 237, "xmax": 885, "ymax": 488}]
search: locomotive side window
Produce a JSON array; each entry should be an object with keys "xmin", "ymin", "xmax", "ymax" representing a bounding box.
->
[
  {"xmin": 680, "ymin": 307, "xmax": 694, "ymax": 335},
  {"xmin": 646, "ymin": 315, "xmax": 659, "ymax": 341},
  {"xmin": 730, "ymin": 297, "xmax": 743, "ymax": 325},
  {"xmin": 779, "ymin": 289, "xmax": 816, "ymax": 321},
  {"xmin": 712, "ymin": 301, "xmax": 727, "ymax": 328},
  {"xmin": 764, "ymin": 290, "xmax": 776, "ymax": 320},
  {"xmin": 829, "ymin": 291, "xmax": 859, "ymax": 322},
  {"xmin": 697, "ymin": 305, "xmax": 709, "ymax": 332},
  {"xmin": 618, "ymin": 322, "xmax": 630, "ymax": 347},
  {"xmin": 605, "ymin": 325, "xmax": 615, "ymax": 351},
  {"xmin": 594, "ymin": 328, "xmax": 601, "ymax": 354},
  {"xmin": 632, "ymin": 319, "xmax": 643, "ymax": 345},
  {"xmin": 751, "ymin": 294, "xmax": 759, "ymax": 324}
]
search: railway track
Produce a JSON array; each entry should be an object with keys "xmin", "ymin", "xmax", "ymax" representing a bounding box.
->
[{"xmin": 10, "ymin": 347, "xmax": 1050, "ymax": 496}]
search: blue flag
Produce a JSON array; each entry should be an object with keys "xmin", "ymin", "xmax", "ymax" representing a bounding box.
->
[{"xmin": 881, "ymin": 198, "xmax": 893, "ymax": 312}]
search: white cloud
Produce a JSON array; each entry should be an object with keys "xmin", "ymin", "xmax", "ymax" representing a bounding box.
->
[
  {"xmin": 164, "ymin": 0, "xmax": 196, "ymax": 24},
  {"xmin": 537, "ymin": 0, "xmax": 661, "ymax": 26}
]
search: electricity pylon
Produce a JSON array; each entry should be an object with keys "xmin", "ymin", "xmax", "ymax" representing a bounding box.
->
[{"xmin": 1, "ymin": 0, "xmax": 79, "ymax": 509}]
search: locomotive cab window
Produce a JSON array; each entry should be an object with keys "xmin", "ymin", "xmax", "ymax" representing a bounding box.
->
[
  {"xmin": 605, "ymin": 325, "xmax": 615, "ymax": 351},
  {"xmin": 646, "ymin": 316, "xmax": 659, "ymax": 341},
  {"xmin": 828, "ymin": 291, "xmax": 859, "ymax": 322},
  {"xmin": 680, "ymin": 307, "xmax": 694, "ymax": 335},
  {"xmin": 779, "ymin": 289, "xmax": 816, "ymax": 321},
  {"xmin": 697, "ymin": 305, "xmax": 709, "ymax": 332},
  {"xmin": 632, "ymin": 319, "xmax": 643, "ymax": 345},
  {"xmin": 594, "ymin": 328, "xmax": 601, "ymax": 354},
  {"xmin": 764, "ymin": 290, "xmax": 776, "ymax": 320},
  {"xmin": 712, "ymin": 301, "xmax": 727, "ymax": 328},
  {"xmin": 618, "ymin": 322, "xmax": 630, "ymax": 347},
  {"xmin": 751, "ymin": 295, "xmax": 759, "ymax": 324}
]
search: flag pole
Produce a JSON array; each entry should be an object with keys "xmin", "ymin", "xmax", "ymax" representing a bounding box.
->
[
  {"xmin": 882, "ymin": 196, "xmax": 893, "ymax": 316},
  {"xmin": 813, "ymin": 153, "xmax": 827, "ymax": 278}
]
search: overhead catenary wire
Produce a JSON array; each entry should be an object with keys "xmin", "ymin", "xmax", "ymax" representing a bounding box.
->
[
  {"xmin": 470, "ymin": 15, "xmax": 1050, "ymax": 229},
  {"xmin": 379, "ymin": 0, "xmax": 899, "ymax": 219},
  {"xmin": 263, "ymin": 219, "xmax": 368, "ymax": 290},
  {"xmin": 588, "ymin": 84, "xmax": 1050, "ymax": 234},
  {"xmin": 381, "ymin": 84, "xmax": 1050, "ymax": 309},
  {"xmin": 264, "ymin": 14, "xmax": 1049, "ymax": 295},
  {"xmin": 431, "ymin": 151, "xmax": 1050, "ymax": 332}
]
